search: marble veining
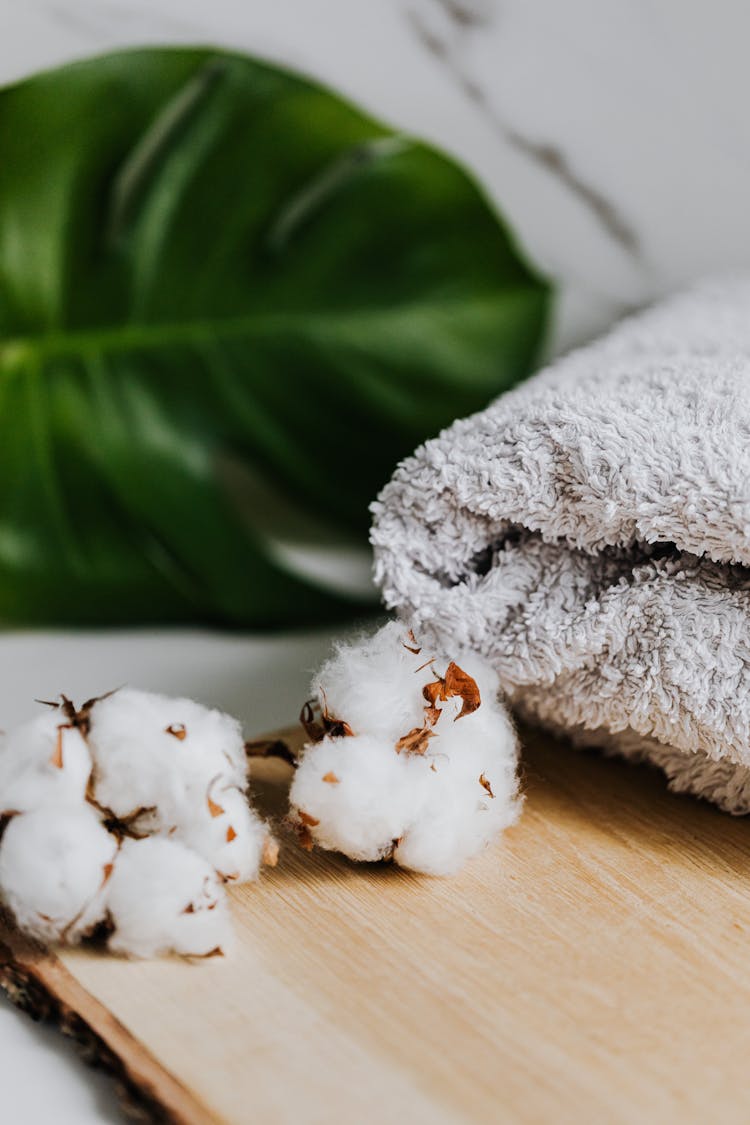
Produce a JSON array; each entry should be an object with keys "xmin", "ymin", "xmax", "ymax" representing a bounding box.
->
[{"xmin": 406, "ymin": 3, "xmax": 642, "ymax": 258}]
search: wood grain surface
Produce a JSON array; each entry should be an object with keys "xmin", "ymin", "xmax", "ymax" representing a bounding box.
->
[{"xmin": 3, "ymin": 726, "xmax": 750, "ymax": 1124}]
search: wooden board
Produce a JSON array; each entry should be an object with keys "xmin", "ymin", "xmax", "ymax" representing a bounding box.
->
[{"xmin": 3, "ymin": 725, "xmax": 750, "ymax": 1124}]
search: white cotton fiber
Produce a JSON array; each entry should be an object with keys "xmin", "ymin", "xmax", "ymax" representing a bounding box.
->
[
  {"xmin": 0, "ymin": 806, "xmax": 116, "ymax": 945},
  {"xmin": 175, "ymin": 784, "xmax": 270, "ymax": 882},
  {"xmin": 86, "ymin": 688, "xmax": 270, "ymax": 880},
  {"xmin": 290, "ymin": 733, "xmax": 420, "ymax": 862},
  {"xmin": 311, "ymin": 621, "xmax": 428, "ymax": 741},
  {"xmin": 290, "ymin": 624, "xmax": 521, "ymax": 875},
  {"xmin": 0, "ymin": 688, "xmax": 273, "ymax": 958},
  {"xmin": 0, "ymin": 712, "xmax": 92, "ymax": 813},
  {"xmin": 86, "ymin": 688, "xmax": 247, "ymax": 825},
  {"xmin": 106, "ymin": 837, "xmax": 232, "ymax": 959}
]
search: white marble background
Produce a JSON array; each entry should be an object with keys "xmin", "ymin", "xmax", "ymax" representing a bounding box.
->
[{"xmin": 2, "ymin": 0, "xmax": 750, "ymax": 1119}]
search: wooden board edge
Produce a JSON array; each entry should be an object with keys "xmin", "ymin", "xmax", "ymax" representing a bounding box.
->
[{"xmin": 0, "ymin": 914, "xmax": 214, "ymax": 1125}]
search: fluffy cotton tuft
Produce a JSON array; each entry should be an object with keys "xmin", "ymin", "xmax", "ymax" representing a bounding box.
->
[
  {"xmin": 292, "ymin": 733, "xmax": 418, "ymax": 862},
  {"xmin": 86, "ymin": 688, "xmax": 269, "ymax": 880},
  {"xmin": 311, "ymin": 624, "xmax": 430, "ymax": 742},
  {"xmin": 175, "ymin": 784, "xmax": 270, "ymax": 883},
  {"xmin": 106, "ymin": 838, "xmax": 232, "ymax": 959},
  {"xmin": 0, "ymin": 689, "xmax": 274, "ymax": 957},
  {"xmin": 289, "ymin": 622, "xmax": 521, "ymax": 875},
  {"xmin": 86, "ymin": 687, "xmax": 246, "ymax": 823},
  {"xmin": 0, "ymin": 711, "xmax": 92, "ymax": 813},
  {"xmin": 0, "ymin": 806, "xmax": 116, "ymax": 945}
]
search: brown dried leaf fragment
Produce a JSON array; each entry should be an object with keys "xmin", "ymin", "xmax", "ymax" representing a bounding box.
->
[
  {"xmin": 403, "ymin": 628, "xmax": 421, "ymax": 655},
  {"xmin": 322, "ymin": 771, "xmax": 340, "ymax": 784},
  {"xmin": 262, "ymin": 836, "xmax": 279, "ymax": 867},
  {"xmin": 445, "ymin": 662, "xmax": 481, "ymax": 718},
  {"xmin": 165, "ymin": 723, "xmax": 187, "ymax": 741},
  {"xmin": 298, "ymin": 810, "xmax": 320, "ymax": 827},
  {"xmin": 319, "ymin": 687, "xmax": 354, "ymax": 740},
  {"xmin": 326, "ymin": 717, "xmax": 354, "ymax": 739},
  {"xmin": 479, "ymin": 773, "xmax": 495, "ymax": 798},
  {"xmin": 300, "ymin": 699, "xmax": 325, "ymax": 743},
  {"xmin": 101, "ymin": 862, "xmax": 115, "ymax": 888},
  {"xmin": 101, "ymin": 805, "xmax": 157, "ymax": 841},
  {"xmin": 422, "ymin": 678, "xmax": 447, "ymax": 707},
  {"xmin": 207, "ymin": 795, "xmax": 224, "ymax": 818},
  {"xmin": 300, "ymin": 693, "xmax": 354, "ymax": 744},
  {"xmin": 0, "ymin": 813, "xmax": 18, "ymax": 844},
  {"xmin": 424, "ymin": 705, "xmax": 442, "ymax": 728},
  {"xmin": 423, "ymin": 662, "xmax": 480, "ymax": 720},
  {"xmin": 60, "ymin": 695, "xmax": 83, "ymax": 729},
  {"xmin": 226, "ymin": 825, "xmax": 237, "ymax": 843},
  {"xmin": 56, "ymin": 688, "xmax": 120, "ymax": 739},
  {"xmin": 395, "ymin": 726, "xmax": 436, "ymax": 756},
  {"xmin": 50, "ymin": 724, "xmax": 68, "ymax": 769}
]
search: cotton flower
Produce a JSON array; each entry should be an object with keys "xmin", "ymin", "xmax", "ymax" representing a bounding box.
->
[
  {"xmin": 86, "ymin": 688, "xmax": 270, "ymax": 881},
  {"xmin": 0, "ymin": 689, "xmax": 274, "ymax": 958},
  {"xmin": 289, "ymin": 622, "xmax": 521, "ymax": 875},
  {"xmin": 0, "ymin": 710, "xmax": 93, "ymax": 813},
  {"xmin": 106, "ymin": 838, "xmax": 232, "ymax": 959},
  {"xmin": 291, "ymin": 733, "xmax": 418, "ymax": 862},
  {"xmin": 86, "ymin": 688, "xmax": 247, "ymax": 825},
  {"xmin": 175, "ymin": 784, "xmax": 270, "ymax": 883},
  {"xmin": 0, "ymin": 806, "xmax": 116, "ymax": 945}
]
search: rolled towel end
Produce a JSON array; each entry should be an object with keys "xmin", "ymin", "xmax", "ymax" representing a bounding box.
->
[{"xmin": 371, "ymin": 277, "xmax": 750, "ymax": 812}]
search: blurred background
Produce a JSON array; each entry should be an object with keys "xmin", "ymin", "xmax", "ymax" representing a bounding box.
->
[
  {"xmin": 7, "ymin": 0, "xmax": 750, "ymax": 351},
  {"xmin": 2, "ymin": 1, "xmax": 750, "ymax": 1119},
  {"xmin": 4, "ymin": 0, "xmax": 750, "ymax": 635}
]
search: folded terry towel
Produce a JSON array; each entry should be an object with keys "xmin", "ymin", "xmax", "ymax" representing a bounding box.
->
[{"xmin": 371, "ymin": 278, "xmax": 750, "ymax": 813}]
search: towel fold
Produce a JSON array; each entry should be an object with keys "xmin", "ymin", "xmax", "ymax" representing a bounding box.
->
[{"xmin": 371, "ymin": 279, "xmax": 750, "ymax": 812}]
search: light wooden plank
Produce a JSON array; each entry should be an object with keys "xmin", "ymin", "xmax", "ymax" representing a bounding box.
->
[{"xmin": 3, "ymin": 727, "xmax": 750, "ymax": 1124}]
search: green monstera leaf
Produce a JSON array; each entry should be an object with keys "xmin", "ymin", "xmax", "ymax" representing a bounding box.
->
[{"xmin": 0, "ymin": 48, "xmax": 550, "ymax": 627}]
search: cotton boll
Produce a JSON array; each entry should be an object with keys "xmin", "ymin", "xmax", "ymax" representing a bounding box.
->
[
  {"xmin": 106, "ymin": 837, "xmax": 232, "ymax": 959},
  {"xmin": 175, "ymin": 785, "xmax": 270, "ymax": 882},
  {"xmin": 290, "ymin": 734, "xmax": 419, "ymax": 862},
  {"xmin": 297, "ymin": 629, "xmax": 521, "ymax": 875},
  {"xmin": 0, "ymin": 712, "xmax": 92, "ymax": 813},
  {"xmin": 312, "ymin": 621, "xmax": 429, "ymax": 743},
  {"xmin": 87, "ymin": 688, "xmax": 247, "ymax": 826},
  {"xmin": 0, "ymin": 807, "xmax": 116, "ymax": 945},
  {"xmin": 0, "ymin": 690, "xmax": 271, "ymax": 958},
  {"xmin": 87, "ymin": 688, "xmax": 271, "ymax": 882}
]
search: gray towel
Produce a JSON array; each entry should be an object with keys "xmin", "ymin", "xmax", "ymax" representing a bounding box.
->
[{"xmin": 371, "ymin": 278, "xmax": 750, "ymax": 813}]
